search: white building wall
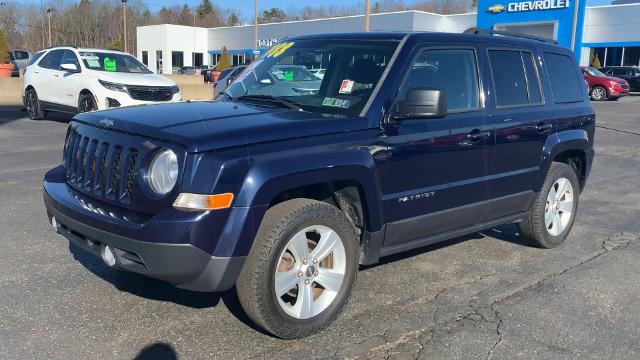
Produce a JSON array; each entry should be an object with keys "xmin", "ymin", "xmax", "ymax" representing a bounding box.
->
[
  {"xmin": 137, "ymin": 24, "xmax": 209, "ymax": 74},
  {"xmin": 583, "ymin": 4, "xmax": 640, "ymax": 44},
  {"xmin": 443, "ymin": 13, "xmax": 477, "ymax": 33}
]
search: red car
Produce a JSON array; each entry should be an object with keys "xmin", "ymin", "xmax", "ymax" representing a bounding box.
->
[{"xmin": 581, "ymin": 66, "xmax": 629, "ymax": 101}]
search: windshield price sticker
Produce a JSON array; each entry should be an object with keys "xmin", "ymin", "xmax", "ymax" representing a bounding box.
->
[
  {"xmin": 322, "ymin": 97, "xmax": 351, "ymax": 109},
  {"xmin": 284, "ymin": 71, "xmax": 294, "ymax": 81},
  {"xmin": 339, "ymin": 80, "xmax": 355, "ymax": 94},
  {"xmin": 103, "ymin": 57, "xmax": 117, "ymax": 72},
  {"xmin": 264, "ymin": 42, "xmax": 295, "ymax": 58}
]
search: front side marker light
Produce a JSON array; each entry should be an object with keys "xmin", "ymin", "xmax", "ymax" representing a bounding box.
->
[{"xmin": 173, "ymin": 193, "xmax": 234, "ymax": 211}]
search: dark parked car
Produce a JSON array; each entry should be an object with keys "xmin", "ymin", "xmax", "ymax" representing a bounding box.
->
[
  {"xmin": 177, "ymin": 66, "xmax": 198, "ymax": 75},
  {"xmin": 581, "ymin": 66, "xmax": 629, "ymax": 101},
  {"xmin": 599, "ymin": 66, "xmax": 640, "ymax": 92},
  {"xmin": 213, "ymin": 65, "xmax": 246, "ymax": 92},
  {"xmin": 44, "ymin": 30, "xmax": 594, "ymax": 339}
]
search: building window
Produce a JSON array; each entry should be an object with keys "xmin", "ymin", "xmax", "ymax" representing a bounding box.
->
[
  {"xmin": 171, "ymin": 51, "xmax": 184, "ymax": 73},
  {"xmin": 623, "ymin": 47, "xmax": 640, "ymax": 66},
  {"xmin": 193, "ymin": 52, "xmax": 203, "ymax": 67},
  {"xmin": 156, "ymin": 50, "xmax": 163, "ymax": 74},
  {"xmin": 142, "ymin": 51, "xmax": 148, "ymax": 66}
]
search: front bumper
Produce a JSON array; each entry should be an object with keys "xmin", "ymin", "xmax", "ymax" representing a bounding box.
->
[{"xmin": 43, "ymin": 168, "xmax": 245, "ymax": 292}]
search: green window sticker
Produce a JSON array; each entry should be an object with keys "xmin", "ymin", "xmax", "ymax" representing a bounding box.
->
[
  {"xmin": 284, "ymin": 71, "xmax": 294, "ymax": 82},
  {"xmin": 104, "ymin": 57, "xmax": 116, "ymax": 72},
  {"xmin": 322, "ymin": 97, "xmax": 351, "ymax": 109}
]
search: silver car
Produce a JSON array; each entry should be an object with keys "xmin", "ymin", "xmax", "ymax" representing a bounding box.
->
[{"xmin": 9, "ymin": 49, "xmax": 32, "ymax": 70}]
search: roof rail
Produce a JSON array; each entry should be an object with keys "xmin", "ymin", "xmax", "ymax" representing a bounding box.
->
[
  {"xmin": 44, "ymin": 44, "xmax": 78, "ymax": 50},
  {"xmin": 463, "ymin": 27, "xmax": 558, "ymax": 45}
]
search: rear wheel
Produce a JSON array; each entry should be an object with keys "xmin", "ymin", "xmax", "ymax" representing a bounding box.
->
[
  {"xmin": 25, "ymin": 88, "xmax": 45, "ymax": 120},
  {"xmin": 78, "ymin": 93, "xmax": 97, "ymax": 113},
  {"xmin": 236, "ymin": 199, "xmax": 359, "ymax": 339},
  {"xmin": 519, "ymin": 162, "xmax": 580, "ymax": 248},
  {"xmin": 590, "ymin": 86, "xmax": 607, "ymax": 101}
]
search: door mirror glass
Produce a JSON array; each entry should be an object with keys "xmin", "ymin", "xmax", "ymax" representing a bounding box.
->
[
  {"xmin": 60, "ymin": 63, "xmax": 79, "ymax": 72},
  {"xmin": 391, "ymin": 88, "xmax": 447, "ymax": 121}
]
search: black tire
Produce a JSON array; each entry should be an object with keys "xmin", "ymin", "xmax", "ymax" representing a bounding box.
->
[
  {"xmin": 25, "ymin": 88, "xmax": 45, "ymax": 120},
  {"xmin": 519, "ymin": 162, "xmax": 580, "ymax": 248},
  {"xmin": 589, "ymin": 86, "xmax": 607, "ymax": 101},
  {"xmin": 78, "ymin": 93, "xmax": 97, "ymax": 113},
  {"xmin": 236, "ymin": 198, "xmax": 359, "ymax": 339}
]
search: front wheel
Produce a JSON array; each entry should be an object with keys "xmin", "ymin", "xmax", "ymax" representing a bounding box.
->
[
  {"xmin": 236, "ymin": 199, "xmax": 359, "ymax": 339},
  {"xmin": 78, "ymin": 93, "xmax": 97, "ymax": 113},
  {"xmin": 519, "ymin": 162, "xmax": 580, "ymax": 248},
  {"xmin": 25, "ymin": 88, "xmax": 45, "ymax": 120},
  {"xmin": 590, "ymin": 86, "xmax": 607, "ymax": 101}
]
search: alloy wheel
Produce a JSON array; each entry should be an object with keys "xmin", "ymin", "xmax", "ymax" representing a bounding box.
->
[
  {"xmin": 274, "ymin": 225, "xmax": 346, "ymax": 319},
  {"xmin": 591, "ymin": 87, "xmax": 606, "ymax": 101},
  {"xmin": 544, "ymin": 177, "xmax": 574, "ymax": 236},
  {"xmin": 26, "ymin": 91, "xmax": 37, "ymax": 118}
]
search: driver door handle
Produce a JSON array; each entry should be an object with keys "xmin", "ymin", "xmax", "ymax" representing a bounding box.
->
[{"xmin": 467, "ymin": 130, "xmax": 491, "ymax": 141}]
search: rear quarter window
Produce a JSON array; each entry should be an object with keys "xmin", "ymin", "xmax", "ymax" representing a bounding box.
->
[{"xmin": 544, "ymin": 52, "xmax": 583, "ymax": 103}]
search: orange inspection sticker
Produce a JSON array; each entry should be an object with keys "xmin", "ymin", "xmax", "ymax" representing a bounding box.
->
[{"xmin": 339, "ymin": 80, "xmax": 354, "ymax": 94}]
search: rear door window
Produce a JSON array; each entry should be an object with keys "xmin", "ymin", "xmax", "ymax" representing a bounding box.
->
[
  {"xmin": 488, "ymin": 49, "xmax": 543, "ymax": 107},
  {"xmin": 544, "ymin": 52, "xmax": 584, "ymax": 103},
  {"xmin": 14, "ymin": 51, "xmax": 30, "ymax": 60}
]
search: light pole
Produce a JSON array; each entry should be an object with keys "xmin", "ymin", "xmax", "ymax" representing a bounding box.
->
[
  {"xmin": 253, "ymin": 0, "xmax": 258, "ymax": 61},
  {"xmin": 364, "ymin": 0, "xmax": 370, "ymax": 32},
  {"xmin": 40, "ymin": 0, "xmax": 45, "ymax": 49},
  {"xmin": 46, "ymin": 8, "xmax": 53, "ymax": 47},
  {"xmin": 122, "ymin": 0, "xmax": 127, "ymax": 53}
]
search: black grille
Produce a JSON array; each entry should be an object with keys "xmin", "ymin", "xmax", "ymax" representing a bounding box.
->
[
  {"xmin": 64, "ymin": 130, "xmax": 139, "ymax": 205},
  {"xmin": 127, "ymin": 85, "xmax": 174, "ymax": 102}
]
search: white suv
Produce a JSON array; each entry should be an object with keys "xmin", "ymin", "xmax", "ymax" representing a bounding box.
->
[{"xmin": 23, "ymin": 46, "xmax": 181, "ymax": 120}]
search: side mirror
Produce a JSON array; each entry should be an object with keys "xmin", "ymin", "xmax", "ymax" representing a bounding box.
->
[
  {"xmin": 391, "ymin": 88, "xmax": 447, "ymax": 121},
  {"xmin": 259, "ymin": 78, "xmax": 273, "ymax": 84},
  {"xmin": 60, "ymin": 63, "xmax": 79, "ymax": 73}
]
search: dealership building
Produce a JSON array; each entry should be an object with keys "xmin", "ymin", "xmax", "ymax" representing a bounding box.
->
[{"xmin": 137, "ymin": 1, "xmax": 640, "ymax": 74}]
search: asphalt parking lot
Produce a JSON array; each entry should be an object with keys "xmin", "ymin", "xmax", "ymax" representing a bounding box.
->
[{"xmin": 1, "ymin": 97, "xmax": 639, "ymax": 360}]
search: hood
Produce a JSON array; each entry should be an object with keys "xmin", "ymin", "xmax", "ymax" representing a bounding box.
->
[
  {"xmin": 73, "ymin": 101, "xmax": 370, "ymax": 152},
  {"xmin": 90, "ymin": 71, "xmax": 176, "ymax": 87},
  {"xmin": 604, "ymin": 75, "xmax": 627, "ymax": 84}
]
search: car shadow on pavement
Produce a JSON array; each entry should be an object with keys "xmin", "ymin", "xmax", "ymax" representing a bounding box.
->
[
  {"xmin": 134, "ymin": 342, "xmax": 178, "ymax": 360},
  {"xmin": 68, "ymin": 242, "xmax": 269, "ymax": 335},
  {"xmin": 0, "ymin": 107, "xmax": 74, "ymax": 125},
  {"xmin": 362, "ymin": 223, "xmax": 529, "ymax": 270}
]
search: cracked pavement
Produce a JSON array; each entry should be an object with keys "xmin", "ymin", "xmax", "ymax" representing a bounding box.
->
[{"xmin": 1, "ymin": 96, "xmax": 640, "ymax": 360}]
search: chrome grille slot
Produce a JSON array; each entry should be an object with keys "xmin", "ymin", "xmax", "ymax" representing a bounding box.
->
[{"xmin": 62, "ymin": 124, "xmax": 179, "ymax": 211}]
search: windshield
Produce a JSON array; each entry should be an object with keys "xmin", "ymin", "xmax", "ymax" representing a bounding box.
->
[
  {"xmin": 225, "ymin": 39, "xmax": 399, "ymax": 116},
  {"xmin": 584, "ymin": 67, "xmax": 606, "ymax": 77},
  {"xmin": 79, "ymin": 51, "xmax": 151, "ymax": 73}
]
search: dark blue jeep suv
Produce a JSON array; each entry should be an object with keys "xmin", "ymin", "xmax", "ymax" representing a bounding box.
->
[{"xmin": 44, "ymin": 30, "xmax": 595, "ymax": 339}]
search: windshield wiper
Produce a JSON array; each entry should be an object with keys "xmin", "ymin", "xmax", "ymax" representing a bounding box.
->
[{"xmin": 237, "ymin": 95, "xmax": 303, "ymax": 112}]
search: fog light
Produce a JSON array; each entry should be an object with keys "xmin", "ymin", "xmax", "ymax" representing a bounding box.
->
[
  {"xmin": 101, "ymin": 245, "xmax": 117, "ymax": 267},
  {"xmin": 106, "ymin": 97, "xmax": 121, "ymax": 108}
]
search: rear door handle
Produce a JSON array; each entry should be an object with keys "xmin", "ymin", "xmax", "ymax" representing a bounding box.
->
[
  {"xmin": 467, "ymin": 130, "xmax": 491, "ymax": 141},
  {"xmin": 535, "ymin": 123, "xmax": 553, "ymax": 133}
]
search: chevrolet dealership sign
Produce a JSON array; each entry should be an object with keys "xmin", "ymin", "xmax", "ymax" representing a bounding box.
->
[{"xmin": 487, "ymin": 0, "xmax": 570, "ymax": 13}]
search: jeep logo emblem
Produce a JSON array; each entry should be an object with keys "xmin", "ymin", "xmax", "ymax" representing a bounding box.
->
[{"xmin": 99, "ymin": 119, "xmax": 114, "ymax": 127}]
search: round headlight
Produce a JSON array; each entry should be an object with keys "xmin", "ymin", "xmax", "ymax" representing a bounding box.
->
[{"xmin": 148, "ymin": 149, "xmax": 178, "ymax": 195}]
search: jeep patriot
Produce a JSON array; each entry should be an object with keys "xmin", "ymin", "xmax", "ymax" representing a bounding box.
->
[{"xmin": 44, "ymin": 30, "xmax": 595, "ymax": 338}]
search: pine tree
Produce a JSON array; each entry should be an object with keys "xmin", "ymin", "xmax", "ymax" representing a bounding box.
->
[
  {"xmin": 216, "ymin": 46, "xmax": 231, "ymax": 70},
  {"xmin": 197, "ymin": 0, "xmax": 214, "ymax": 16}
]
